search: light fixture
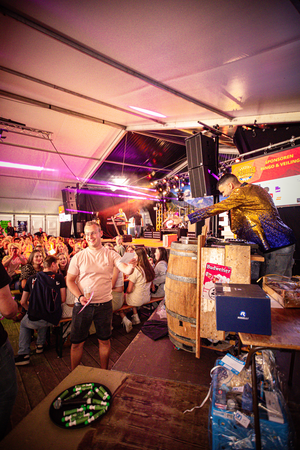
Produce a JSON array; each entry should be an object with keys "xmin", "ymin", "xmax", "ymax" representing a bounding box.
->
[
  {"xmin": 0, "ymin": 161, "xmax": 55, "ymax": 171},
  {"xmin": 129, "ymin": 106, "xmax": 166, "ymax": 118}
]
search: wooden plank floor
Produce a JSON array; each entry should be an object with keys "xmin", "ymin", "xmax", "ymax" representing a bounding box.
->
[{"xmin": 3, "ymin": 307, "xmax": 153, "ymax": 431}]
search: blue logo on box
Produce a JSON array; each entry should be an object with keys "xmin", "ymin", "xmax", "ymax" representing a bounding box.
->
[
  {"xmin": 237, "ymin": 311, "xmax": 249, "ymax": 320},
  {"xmin": 275, "ymin": 186, "xmax": 281, "ymax": 193}
]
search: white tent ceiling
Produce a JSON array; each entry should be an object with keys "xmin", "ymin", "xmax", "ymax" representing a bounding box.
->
[{"xmin": 1, "ymin": 0, "xmax": 300, "ymax": 214}]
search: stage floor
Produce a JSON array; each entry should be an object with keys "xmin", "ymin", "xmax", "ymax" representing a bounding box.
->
[{"xmin": 102, "ymin": 237, "xmax": 165, "ymax": 249}]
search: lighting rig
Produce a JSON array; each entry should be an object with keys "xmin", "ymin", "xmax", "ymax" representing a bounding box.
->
[{"xmin": 151, "ymin": 173, "xmax": 190, "ymax": 201}]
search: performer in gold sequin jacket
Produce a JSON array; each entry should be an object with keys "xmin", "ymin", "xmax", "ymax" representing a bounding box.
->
[{"xmin": 187, "ymin": 173, "xmax": 295, "ymax": 276}]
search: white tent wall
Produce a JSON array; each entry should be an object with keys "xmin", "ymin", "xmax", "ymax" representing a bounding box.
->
[{"xmin": 0, "ymin": 213, "xmax": 60, "ymax": 236}]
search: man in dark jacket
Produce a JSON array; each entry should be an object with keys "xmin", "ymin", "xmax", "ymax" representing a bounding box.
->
[{"xmin": 14, "ymin": 256, "xmax": 66, "ymax": 365}]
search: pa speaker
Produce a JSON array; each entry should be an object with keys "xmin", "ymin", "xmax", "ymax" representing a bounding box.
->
[
  {"xmin": 186, "ymin": 133, "xmax": 218, "ymax": 198},
  {"xmin": 186, "ymin": 133, "xmax": 217, "ymax": 169},
  {"xmin": 62, "ymin": 189, "xmax": 77, "ymax": 214},
  {"xmin": 189, "ymin": 166, "xmax": 217, "ymax": 197},
  {"xmin": 62, "ymin": 189, "xmax": 76, "ymax": 203}
]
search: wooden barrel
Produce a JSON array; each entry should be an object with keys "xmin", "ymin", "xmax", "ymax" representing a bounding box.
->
[{"xmin": 165, "ymin": 241, "xmax": 198, "ymax": 352}]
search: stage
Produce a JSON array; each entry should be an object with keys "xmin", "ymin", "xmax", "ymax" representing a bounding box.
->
[{"xmin": 102, "ymin": 236, "xmax": 167, "ymax": 249}]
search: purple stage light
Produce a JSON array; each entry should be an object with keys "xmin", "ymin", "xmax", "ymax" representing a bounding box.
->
[
  {"xmin": 65, "ymin": 209, "xmax": 94, "ymax": 214},
  {"xmin": 77, "ymin": 188, "xmax": 157, "ymax": 201}
]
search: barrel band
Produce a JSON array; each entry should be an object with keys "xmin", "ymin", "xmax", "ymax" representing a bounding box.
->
[
  {"xmin": 166, "ymin": 272, "xmax": 197, "ymax": 284},
  {"xmin": 166, "ymin": 307, "xmax": 196, "ymax": 324},
  {"xmin": 170, "ymin": 249, "xmax": 197, "ymax": 258},
  {"xmin": 168, "ymin": 328, "xmax": 196, "ymax": 344}
]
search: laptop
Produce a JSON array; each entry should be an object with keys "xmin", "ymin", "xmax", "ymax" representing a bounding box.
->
[{"xmin": 215, "ymin": 283, "xmax": 272, "ymax": 335}]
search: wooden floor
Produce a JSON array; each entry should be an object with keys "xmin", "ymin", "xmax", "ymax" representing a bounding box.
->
[{"xmin": 4, "ymin": 307, "xmax": 153, "ymax": 431}]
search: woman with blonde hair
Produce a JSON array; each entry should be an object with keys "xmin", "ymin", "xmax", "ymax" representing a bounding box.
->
[
  {"xmin": 57, "ymin": 252, "xmax": 69, "ymax": 277},
  {"xmin": 120, "ymin": 247, "xmax": 155, "ymax": 332}
]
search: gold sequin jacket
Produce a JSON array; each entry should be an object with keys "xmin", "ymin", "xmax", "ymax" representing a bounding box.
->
[{"xmin": 188, "ymin": 183, "xmax": 295, "ymax": 252}]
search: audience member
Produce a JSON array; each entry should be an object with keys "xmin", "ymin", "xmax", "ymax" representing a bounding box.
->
[
  {"xmin": 14, "ymin": 256, "xmax": 66, "ymax": 365},
  {"xmin": 2, "ymin": 243, "xmax": 27, "ymax": 287},
  {"xmin": 151, "ymin": 247, "xmax": 168, "ymax": 298},
  {"xmin": 0, "ymin": 262, "xmax": 18, "ymax": 441},
  {"xmin": 22, "ymin": 237, "xmax": 34, "ymax": 259},
  {"xmin": 20, "ymin": 248, "xmax": 43, "ymax": 283},
  {"xmin": 6, "ymin": 221, "xmax": 14, "ymax": 237},
  {"xmin": 104, "ymin": 243, "xmax": 125, "ymax": 311},
  {"xmin": 57, "ymin": 252, "xmax": 69, "ymax": 277},
  {"xmin": 114, "ymin": 235, "xmax": 125, "ymax": 256},
  {"xmin": 120, "ymin": 247, "xmax": 155, "ymax": 332},
  {"xmin": 34, "ymin": 227, "xmax": 43, "ymax": 237},
  {"xmin": 126, "ymin": 244, "xmax": 136, "ymax": 253}
]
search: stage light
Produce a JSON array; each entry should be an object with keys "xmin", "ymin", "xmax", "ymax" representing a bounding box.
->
[
  {"xmin": 0, "ymin": 161, "xmax": 55, "ymax": 171},
  {"xmin": 177, "ymin": 190, "xmax": 184, "ymax": 201},
  {"xmin": 129, "ymin": 106, "xmax": 166, "ymax": 118}
]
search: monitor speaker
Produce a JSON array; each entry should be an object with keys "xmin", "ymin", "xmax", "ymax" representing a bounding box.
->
[{"xmin": 186, "ymin": 133, "xmax": 218, "ymax": 197}]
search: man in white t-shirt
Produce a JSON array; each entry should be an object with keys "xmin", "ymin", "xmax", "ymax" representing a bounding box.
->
[{"xmin": 67, "ymin": 221, "xmax": 136, "ymax": 370}]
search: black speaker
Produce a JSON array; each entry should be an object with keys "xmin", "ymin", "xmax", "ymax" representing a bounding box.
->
[
  {"xmin": 189, "ymin": 166, "xmax": 218, "ymax": 197},
  {"xmin": 186, "ymin": 133, "xmax": 218, "ymax": 197},
  {"xmin": 62, "ymin": 189, "xmax": 77, "ymax": 214}
]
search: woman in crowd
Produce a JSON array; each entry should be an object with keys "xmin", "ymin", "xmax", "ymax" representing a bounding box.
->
[
  {"xmin": 2, "ymin": 243, "xmax": 27, "ymax": 286},
  {"xmin": 34, "ymin": 242, "xmax": 46, "ymax": 259},
  {"xmin": 56, "ymin": 241, "xmax": 69, "ymax": 258},
  {"xmin": 16, "ymin": 249, "xmax": 44, "ymax": 321},
  {"xmin": 121, "ymin": 247, "xmax": 155, "ymax": 332},
  {"xmin": 151, "ymin": 247, "xmax": 168, "ymax": 298},
  {"xmin": 0, "ymin": 238, "xmax": 10, "ymax": 262},
  {"xmin": 22, "ymin": 237, "xmax": 34, "ymax": 259},
  {"xmin": 57, "ymin": 252, "xmax": 69, "ymax": 277},
  {"xmin": 125, "ymin": 244, "xmax": 136, "ymax": 253},
  {"xmin": 57, "ymin": 252, "xmax": 74, "ymax": 320},
  {"xmin": 20, "ymin": 249, "xmax": 44, "ymax": 291}
]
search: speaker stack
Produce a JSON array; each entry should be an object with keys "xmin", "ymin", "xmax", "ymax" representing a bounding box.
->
[
  {"xmin": 186, "ymin": 133, "xmax": 218, "ymax": 198},
  {"xmin": 62, "ymin": 189, "xmax": 77, "ymax": 214}
]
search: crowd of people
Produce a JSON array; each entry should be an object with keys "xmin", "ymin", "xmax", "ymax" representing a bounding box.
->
[{"xmin": 0, "ymin": 225, "xmax": 169, "ymax": 352}]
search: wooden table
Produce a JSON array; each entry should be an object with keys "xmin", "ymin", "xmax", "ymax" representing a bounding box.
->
[
  {"xmin": 238, "ymin": 307, "xmax": 300, "ymax": 450},
  {"xmin": 2, "ymin": 366, "xmax": 210, "ymax": 450}
]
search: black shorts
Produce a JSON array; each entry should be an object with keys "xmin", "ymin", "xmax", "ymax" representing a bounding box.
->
[{"xmin": 70, "ymin": 300, "xmax": 112, "ymax": 344}]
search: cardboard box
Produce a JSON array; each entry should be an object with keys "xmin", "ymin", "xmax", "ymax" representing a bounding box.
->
[
  {"xmin": 215, "ymin": 283, "xmax": 271, "ymax": 335},
  {"xmin": 263, "ymin": 276, "xmax": 300, "ymax": 308}
]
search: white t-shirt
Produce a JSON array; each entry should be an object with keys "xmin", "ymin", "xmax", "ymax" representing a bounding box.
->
[
  {"xmin": 68, "ymin": 246, "xmax": 121, "ymax": 303},
  {"xmin": 126, "ymin": 267, "xmax": 151, "ymax": 306}
]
